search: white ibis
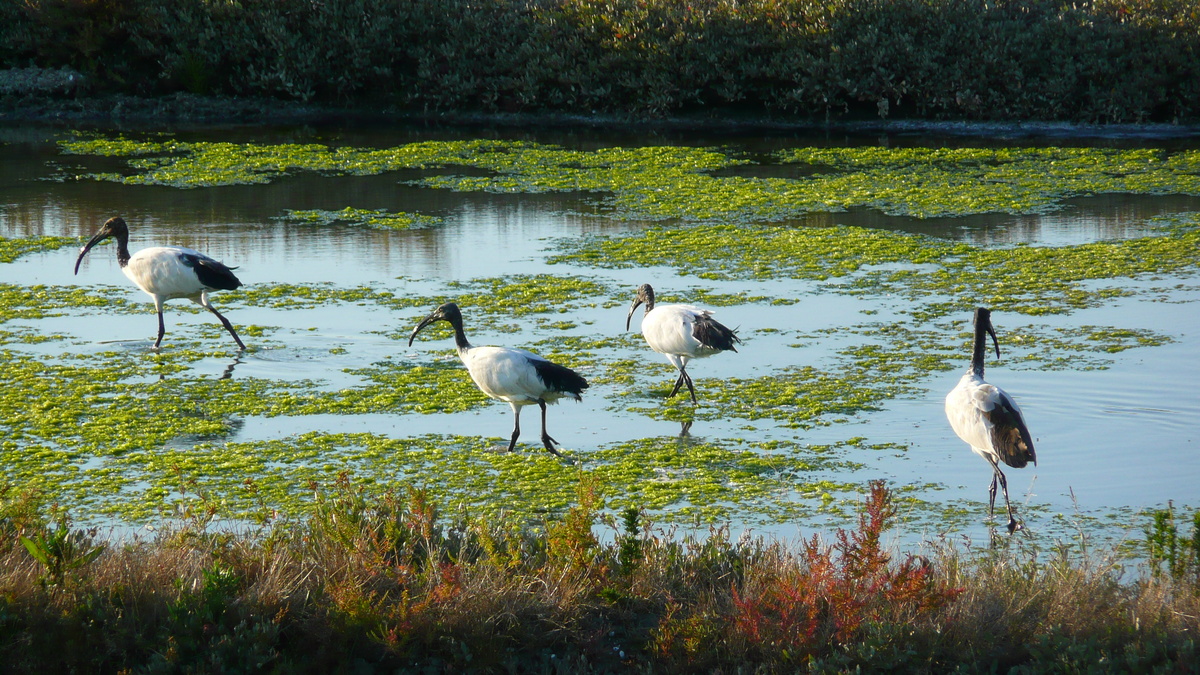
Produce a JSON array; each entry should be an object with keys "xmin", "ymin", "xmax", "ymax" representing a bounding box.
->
[
  {"xmin": 945, "ymin": 307, "xmax": 1037, "ymax": 533},
  {"xmin": 73, "ymin": 216, "xmax": 246, "ymax": 350},
  {"xmin": 408, "ymin": 302, "xmax": 589, "ymax": 457},
  {"xmin": 625, "ymin": 283, "xmax": 741, "ymax": 404}
]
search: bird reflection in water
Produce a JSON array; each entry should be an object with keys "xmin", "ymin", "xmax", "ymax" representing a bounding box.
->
[
  {"xmin": 151, "ymin": 353, "xmax": 243, "ymax": 382},
  {"xmin": 219, "ymin": 353, "xmax": 243, "ymax": 380}
]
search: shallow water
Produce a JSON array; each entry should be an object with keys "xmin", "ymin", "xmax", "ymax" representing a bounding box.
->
[{"xmin": 1, "ymin": 122, "xmax": 1198, "ymax": 552}]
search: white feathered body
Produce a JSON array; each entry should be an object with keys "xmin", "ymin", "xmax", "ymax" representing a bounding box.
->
[
  {"xmin": 945, "ymin": 371, "xmax": 1035, "ymax": 469},
  {"xmin": 459, "ymin": 345, "xmax": 581, "ymax": 408},
  {"xmin": 640, "ymin": 304, "xmax": 727, "ymax": 369},
  {"xmin": 124, "ymin": 246, "xmax": 229, "ymax": 305}
]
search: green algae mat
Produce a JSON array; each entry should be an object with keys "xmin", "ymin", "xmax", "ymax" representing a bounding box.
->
[{"xmin": 3, "ymin": 133, "xmax": 1197, "ymax": 537}]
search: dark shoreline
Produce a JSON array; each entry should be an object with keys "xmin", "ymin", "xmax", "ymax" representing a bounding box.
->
[{"xmin": 5, "ymin": 92, "xmax": 1200, "ymax": 141}]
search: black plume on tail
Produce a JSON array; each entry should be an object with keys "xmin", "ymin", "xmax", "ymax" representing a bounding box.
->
[
  {"xmin": 532, "ymin": 359, "xmax": 589, "ymax": 399},
  {"xmin": 183, "ymin": 253, "xmax": 243, "ymax": 291},
  {"xmin": 693, "ymin": 314, "xmax": 741, "ymax": 352}
]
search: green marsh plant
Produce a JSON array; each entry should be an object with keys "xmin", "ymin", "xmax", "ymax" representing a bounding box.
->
[
  {"xmin": 19, "ymin": 515, "xmax": 104, "ymax": 588},
  {"xmin": 1145, "ymin": 501, "xmax": 1200, "ymax": 585}
]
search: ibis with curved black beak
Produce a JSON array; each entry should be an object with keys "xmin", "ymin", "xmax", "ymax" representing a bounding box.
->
[
  {"xmin": 409, "ymin": 302, "xmax": 588, "ymax": 457},
  {"xmin": 626, "ymin": 283, "xmax": 740, "ymax": 404},
  {"xmin": 945, "ymin": 307, "xmax": 1037, "ymax": 533},
  {"xmin": 73, "ymin": 216, "xmax": 246, "ymax": 350}
]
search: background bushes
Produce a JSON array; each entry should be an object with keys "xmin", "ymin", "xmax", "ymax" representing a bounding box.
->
[{"xmin": 1, "ymin": 0, "xmax": 1198, "ymax": 123}]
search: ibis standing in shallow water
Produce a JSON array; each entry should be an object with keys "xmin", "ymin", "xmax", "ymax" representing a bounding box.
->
[
  {"xmin": 626, "ymin": 284, "xmax": 741, "ymax": 404},
  {"xmin": 945, "ymin": 307, "xmax": 1037, "ymax": 533},
  {"xmin": 73, "ymin": 216, "xmax": 246, "ymax": 351},
  {"xmin": 408, "ymin": 302, "xmax": 589, "ymax": 457}
]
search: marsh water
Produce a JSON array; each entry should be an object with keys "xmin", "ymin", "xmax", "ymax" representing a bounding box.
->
[{"xmin": 1, "ymin": 122, "xmax": 1198, "ymax": 552}]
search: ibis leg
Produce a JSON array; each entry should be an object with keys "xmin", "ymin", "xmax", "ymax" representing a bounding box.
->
[
  {"xmin": 995, "ymin": 467, "xmax": 1021, "ymax": 533},
  {"xmin": 986, "ymin": 457, "xmax": 1021, "ymax": 533},
  {"xmin": 538, "ymin": 400, "xmax": 562, "ymax": 457},
  {"xmin": 207, "ymin": 306, "xmax": 246, "ymax": 350},
  {"xmin": 682, "ymin": 371, "xmax": 698, "ymax": 404},
  {"xmin": 153, "ymin": 310, "xmax": 167, "ymax": 349},
  {"xmin": 667, "ymin": 371, "xmax": 686, "ymax": 398},
  {"xmin": 507, "ymin": 406, "xmax": 522, "ymax": 453}
]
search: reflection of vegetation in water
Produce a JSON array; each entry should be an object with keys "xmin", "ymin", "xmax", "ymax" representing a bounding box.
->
[{"xmin": 59, "ymin": 134, "xmax": 1200, "ymax": 220}]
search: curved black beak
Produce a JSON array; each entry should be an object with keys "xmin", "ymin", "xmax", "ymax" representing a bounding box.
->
[
  {"xmin": 73, "ymin": 231, "xmax": 111, "ymax": 275},
  {"xmin": 625, "ymin": 297, "xmax": 643, "ymax": 331},
  {"xmin": 986, "ymin": 321, "xmax": 1001, "ymax": 361},
  {"xmin": 408, "ymin": 310, "xmax": 442, "ymax": 346}
]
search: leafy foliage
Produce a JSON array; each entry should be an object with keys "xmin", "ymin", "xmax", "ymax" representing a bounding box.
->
[
  {"xmin": 3, "ymin": 0, "xmax": 1199, "ymax": 122},
  {"xmin": 18, "ymin": 516, "xmax": 104, "ymax": 587},
  {"xmin": 1145, "ymin": 501, "xmax": 1200, "ymax": 585}
]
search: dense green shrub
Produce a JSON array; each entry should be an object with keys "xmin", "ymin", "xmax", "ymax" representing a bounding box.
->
[{"xmin": 2, "ymin": 1, "xmax": 1197, "ymax": 123}]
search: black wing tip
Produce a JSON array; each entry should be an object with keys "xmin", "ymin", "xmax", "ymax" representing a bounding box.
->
[
  {"xmin": 694, "ymin": 315, "xmax": 741, "ymax": 352},
  {"xmin": 188, "ymin": 255, "xmax": 244, "ymax": 291},
  {"xmin": 994, "ymin": 421, "xmax": 1036, "ymax": 469},
  {"xmin": 532, "ymin": 359, "xmax": 589, "ymax": 396},
  {"xmin": 985, "ymin": 389, "xmax": 1036, "ymax": 469}
]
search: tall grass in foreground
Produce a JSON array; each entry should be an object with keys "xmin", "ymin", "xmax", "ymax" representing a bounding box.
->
[{"xmin": 0, "ymin": 479, "xmax": 1195, "ymax": 672}]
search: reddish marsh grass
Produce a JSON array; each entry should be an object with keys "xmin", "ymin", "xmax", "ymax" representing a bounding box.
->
[{"xmin": 0, "ymin": 478, "xmax": 1195, "ymax": 672}]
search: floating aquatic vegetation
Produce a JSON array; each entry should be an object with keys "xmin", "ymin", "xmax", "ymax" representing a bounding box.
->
[
  {"xmin": 228, "ymin": 275, "xmax": 612, "ymax": 335},
  {"xmin": 0, "ymin": 235, "xmax": 79, "ymax": 263},
  {"xmin": 11, "ymin": 424, "xmax": 877, "ymax": 525},
  {"xmin": 614, "ymin": 314, "xmax": 1175, "ymax": 428},
  {"xmin": 226, "ymin": 283, "xmax": 397, "ymax": 310},
  {"xmin": 58, "ymin": 134, "xmax": 1200, "ymax": 222},
  {"xmin": 902, "ymin": 215, "xmax": 1200, "ymax": 319},
  {"xmin": 551, "ymin": 224, "xmax": 968, "ymax": 282},
  {"xmin": 279, "ymin": 207, "xmax": 443, "ymax": 230},
  {"xmin": 58, "ymin": 135, "xmax": 538, "ymax": 188},
  {"xmin": 33, "ymin": 133, "xmax": 1200, "ymax": 538},
  {"xmin": 777, "ymin": 146, "xmax": 1200, "ymax": 218},
  {"xmin": 554, "ymin": 215, "xmax": 1200, "ymax": 321},
  {"xmin": 441, "ymin": 275, "xmax": 614, "ymax": 316},
  {"xmin": 0, "ymin": 283, "xmax": 136, "ymax": 323}
]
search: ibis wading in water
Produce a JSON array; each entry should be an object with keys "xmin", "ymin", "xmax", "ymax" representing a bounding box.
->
[
  {"xmin": 408, "ymin": 302, "xmax": 589, "ymax": 457},
  {"xmin": 945, "ymin": 307, "xmax": 1037, "ymax": 533},
  {"xmin": 73, "ymin": 216, "xmax": 246, "ymax": 350},
  {"xmin": 626, "ymin": 284, "xmax": 741, "ymax": 404}
]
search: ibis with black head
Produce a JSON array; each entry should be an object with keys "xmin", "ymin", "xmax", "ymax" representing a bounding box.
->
[
  {"xmin": 73, "ymin": 216, "xmax": 246, "ymax": 350},
  {"xmin": 408, "ymin": 302, "xmax": 589, "ymax": 457},
  {"xmin": 945, "ymin": 307, "xmax": 1037, "ymax": 533},
  {"xmin": 625, "ymin": 283, "xmax": 740, "ymax": 404}
]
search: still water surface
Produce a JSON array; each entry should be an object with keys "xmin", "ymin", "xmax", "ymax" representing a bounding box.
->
[{"xmin": 1, "ymin": 123, "xmax": 1197, "ymax": 550}]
